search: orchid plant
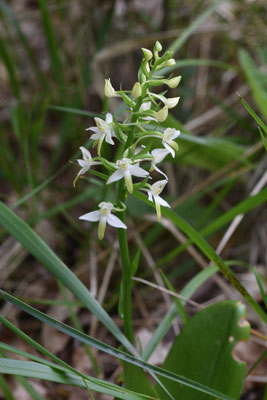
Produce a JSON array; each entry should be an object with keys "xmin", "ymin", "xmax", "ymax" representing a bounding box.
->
[
  {"xmin": 75, "ymin": 41, "xmax": 181, "ymax": 238},
  {"xmin": 74, "ymin": 41, "xmax": 181, "ymax": 349}
]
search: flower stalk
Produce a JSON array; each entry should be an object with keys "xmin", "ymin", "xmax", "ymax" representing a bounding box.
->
[{"xmin": 74, "ymin": 40, "xmax": 182, "ymax": 343}]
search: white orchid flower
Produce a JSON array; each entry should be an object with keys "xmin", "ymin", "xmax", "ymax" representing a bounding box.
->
[
  {"xmin": 79, "ymin": 202, "xmax": 126, "ymax": 240},
  {"xmin": 162, "ymin": 127, "xmax": 180, "ymax": 158},
  {"xmin": 77, "ymin": 147, "xmax": 101, "ymax": 176},
  {"xmin": 107, "ymin": 158, "xmax": 149, "ymax": 193},
  {"xmin": 86, "ymin": 113, "xmax": 116, "ymax": 156},
  {"xmin": 150, "ymin": 148, "xmax": 169, "ymax": 179},
  {"xmin": 146, "ymin": 179, "xmax": 170, "ymax": 222}
]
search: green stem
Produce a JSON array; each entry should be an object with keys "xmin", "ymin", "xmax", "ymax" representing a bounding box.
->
[{"xmin": 118, "ymin": 181, "xmax": 133, "ymax": 343}]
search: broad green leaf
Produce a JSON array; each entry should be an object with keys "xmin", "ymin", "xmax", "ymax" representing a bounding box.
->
[
  {"xmin": 0, "ymin": 292, "xmax": 234, "ymax": 400},
  {"xmin": 124, "ymin": 364, "xmax": 159, "ymax": 398},
  {"xmin": 0, "ymin": 200, "xmax": 135, "ymax": 355},
  {"xmin": 155, "ymin": 301, "xmax": 250, "ymax": 399},
  {"xmin": 0, "ymin": 359, "xmax": 151, "ymax": 400}
]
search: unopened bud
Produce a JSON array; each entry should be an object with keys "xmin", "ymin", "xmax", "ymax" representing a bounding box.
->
[
  {"xmin": 132, "ymin": 82, "xmax": 142, "ymax": 99},
  {"xmin": 168, "ymin": 76, "xmax": 181, "ymax": 88},
  {"xmin": 166, "ymin": 58, "xmax": 176, "ymax": 67},
  {"xmin": 104, "ymin": 79, "xmax": 120, "ymax": 98},
  {"xmin": 142, "ymin": 48, "xmax": 153, "ymax": 61},
  {"xmin": 165, "ymin": 97, "xmax": 180, "ymax": 109},
  {"xmin": 156, "ymin": 106, "xmax": 168, "ymax": 122},
  {"xmin": 155, "ymin": 41, "xmax": 162, "ymax": 52}
]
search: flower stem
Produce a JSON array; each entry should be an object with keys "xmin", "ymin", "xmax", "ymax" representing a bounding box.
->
[{"xmin": 118, "ymin": 181, "xmax": 133, "ymax": 343}]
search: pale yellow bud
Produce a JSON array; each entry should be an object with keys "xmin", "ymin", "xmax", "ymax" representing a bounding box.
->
[
  {"xmin": 168, "ymin": 76, "xmax": 182, "ymax": 89},
  {"xmin": 104, "ymin": 79, "xmax": 120, "ymax": 98},
  {"xmin": 156, "ymin": 106, "xmax": 168, "ymax": 122},
  {"xmin": 166, "ymin": 58, "xmax": 176, "ymax": 67},
  {"xmin": 165, "ymin": 97, "xmax": 180, "ymax": 109},
  {"xmin": 132, "ymin": 82, "xmax": 142, "ymax": 99},
  {"xmin": 142, "ymin": 48, "xmax": 153, "ymax": 61},
  {"xmin": 155, "ymin": 41, "xmax": 162, "ymax": 52}
]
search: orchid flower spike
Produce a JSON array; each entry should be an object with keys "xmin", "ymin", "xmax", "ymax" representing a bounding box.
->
[
  {"xmin": 86, "ymin": 113, "xmax": 116, "ymax": 156},
  {"xmin": 146, "ymin": 180, "xmax": 170, "ymax": 222},
  {"xmin": 107, "ymin": 158, "xmax": 149, "ymax": 193},
  {"xmin": 162, "ymin": 127, "xmax": 180, "ymax": 158},
  {"xmin": 79, "ymin": 202, "xmax": 126, "ymax": 240}
]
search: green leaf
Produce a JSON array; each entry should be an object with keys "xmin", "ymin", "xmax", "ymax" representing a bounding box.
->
[
  {"xmin": 155, "ymin": 301, "xmax": 250, "ymax": 399},
  {"xmin": 237, "ymin": 94, "xmax": 267, "ymax": 135}
]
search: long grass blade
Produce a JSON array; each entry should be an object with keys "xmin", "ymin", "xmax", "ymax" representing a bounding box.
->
[{"xmin": 0, "ymin": 359, "xmax": 150, "ymax": 400}]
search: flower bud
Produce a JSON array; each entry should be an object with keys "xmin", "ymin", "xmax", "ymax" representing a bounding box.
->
[
  {"xmin": 168, "ymin": 76, "xmax": 181, "ymax": 88},
  {"xmin": 142, "ymin": 48, "xmax": 153, "ymax": 61},
  {"xmin": 155, "ymin": 41, "xmax": 162, "ymax": 52},
  {"xmin": 165, "ymin": 97, "xmax": 180, "ymax": 109},
  {"xmin": 156, "ymin": 106, "xmax": 168, "ymax": 122},
  {"xmin": 132, "ymin": 82, "xmax": 142, "ymax": 99},
  {"xmin": 166, "ymin": 58, "xmax": 176, "ymax": 67},
  {"xmin": 104, "ymin": 79, "xmax": 120, "ymax": 98}
]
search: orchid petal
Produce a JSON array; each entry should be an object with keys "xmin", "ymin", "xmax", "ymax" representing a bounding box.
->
[
  {"xmin": 154, "ymin": 166, "xmax": 168, "ymax": 180},
  {"xmin": 156, "ymin": 195, "xmax": 171, "ymax": 208},
  {"xmin": 79, "ymin": 210, "xmax": 100, "ymax": 222},
  {"xmin": 90, "ymin": 132, "xmax": 102, "ymax": 141},
  {"xmin": 163, "ymin": 142, "xmax": 175, "ymax": 158},
  {"xmin": 86, "ymin": 127, "xmax": 99, "ymax": 133},
  {"xmin": 129, "ymin": 165, "xmax": 149, "ymax": 178},
  {"xmin": 107, "ymin": 214, "xmax": 127, "ymax": 229},
  {"xmin": 107, "ymin": 169, "xmax": 124, "ymax": 184},
  {"xmin": 105, "ymin": 113, "xmax": 113, "ymax": 124}
]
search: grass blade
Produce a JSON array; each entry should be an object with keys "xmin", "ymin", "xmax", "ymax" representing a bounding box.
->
[
  {"xmin": 253, "ymin": 268, "xmax": 267, "ymax": 311},
  {"xmin": 0, "ymin": 359, "xmax": 149, "ymax": 400},
  {"xmin": 237, "ymin": 93, "xmax": 267, "ymax": 135}
]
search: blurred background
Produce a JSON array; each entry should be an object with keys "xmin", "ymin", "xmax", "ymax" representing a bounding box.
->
[{"xmin": 0, "ymin": 0, "xmax": 267, "ymax": 399}]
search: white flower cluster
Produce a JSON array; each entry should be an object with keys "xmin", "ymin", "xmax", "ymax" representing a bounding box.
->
[{"xmin": 76, "ymin": 41, "xmax": 181, "ymax": 239}]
